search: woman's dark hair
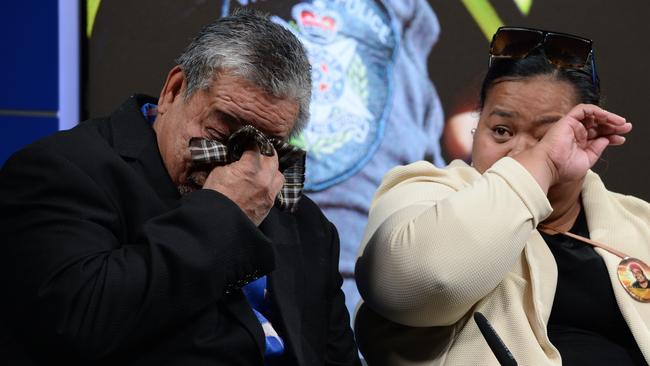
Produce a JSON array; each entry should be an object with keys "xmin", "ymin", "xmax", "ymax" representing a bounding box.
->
[{"xmin": 479, "ymin": 48, "xmax": 600, "ymax": 109}]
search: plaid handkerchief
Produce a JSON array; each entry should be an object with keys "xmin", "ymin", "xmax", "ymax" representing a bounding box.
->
[{"xmin": 188, "ymin": 126, "xmax": 306, "ymax": 213}]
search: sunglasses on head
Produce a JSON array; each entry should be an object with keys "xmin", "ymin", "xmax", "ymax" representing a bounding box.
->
[{"xmin": 489, "ymin": 26, "xmax": 599, "ymax": 88}]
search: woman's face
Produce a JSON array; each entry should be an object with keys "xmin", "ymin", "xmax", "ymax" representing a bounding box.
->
[{"xmin": 471, "ymin": 75, "xmax": 578, "ymax": 174}]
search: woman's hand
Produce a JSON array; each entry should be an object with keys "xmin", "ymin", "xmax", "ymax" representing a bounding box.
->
[{"xmin": 537, "ymin": 104, "xmax": 631, "ymax": 185}]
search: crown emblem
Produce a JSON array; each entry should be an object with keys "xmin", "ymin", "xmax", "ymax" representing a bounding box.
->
[{"xmin": 292, "ymin": 3, "xmax": 341, "ymax": 44}]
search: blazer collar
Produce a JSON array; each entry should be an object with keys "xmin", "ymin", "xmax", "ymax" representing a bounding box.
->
[
  {"xmin": 581, "ymin": 170, "xmax": 648, "ymax": 259},
  {"xmin": 109, "ymin": 94, "xmax": 180, "ymax": 207},
  {"xmin": 221, "ymin": 208, "xmax": 306, "ymax": 363},
  {"xmin": 224, "ymin": 291, "xmax": 266, "ymax": 363},
  {"xmin": 525, "ymin": 170, "xmax": 649, "ymax": 322},
  {"xmin": 260, "ymin": 208, "xmax": 305, "ymax": 364},
  {"xmin": 581, "ymin": 170, "xmax": 650, "ymax": 361},
  {"xmin": 525, "ymin": 170, "xmax": 650, "ymax": 360},
  {"xmin": 110, "ymin": 94, "xmax": 158, "ymax": 158}
]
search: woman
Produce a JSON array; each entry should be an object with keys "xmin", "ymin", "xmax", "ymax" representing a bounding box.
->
[{"xmin": 355, "ymin": 26, "xmax": 650, "ymax": 365}]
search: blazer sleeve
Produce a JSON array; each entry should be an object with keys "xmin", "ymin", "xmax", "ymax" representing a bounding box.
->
[
  {"xmin": 0, "ymin": 145, "xmax": 275, "ymax": 358},
  {"xmin": 355, "ymin": 158, "xmax": 552, "ymax": 327}
]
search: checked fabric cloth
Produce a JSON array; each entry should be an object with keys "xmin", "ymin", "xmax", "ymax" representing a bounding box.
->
[{"xmin": 188, "ymin": 125, "xmax": 306, "ymax": 213}]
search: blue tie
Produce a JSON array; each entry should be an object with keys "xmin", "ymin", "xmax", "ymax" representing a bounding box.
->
[{"xmin": 242, "ymin": 276, "xmax": 285, "ymax": 359}]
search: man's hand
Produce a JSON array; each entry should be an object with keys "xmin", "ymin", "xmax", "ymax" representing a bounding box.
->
[{"xmin": 203, "ymin": 149, "xmax": 284, "ymax": 226}]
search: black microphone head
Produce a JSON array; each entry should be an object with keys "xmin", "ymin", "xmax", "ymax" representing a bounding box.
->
[{"xmin": 474, "ymin": 312, "xmax": 518, "ymax": 366}]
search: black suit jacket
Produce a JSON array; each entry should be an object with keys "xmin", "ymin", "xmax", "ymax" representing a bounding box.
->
[{"xmin": 0, "ymin": 95, "xmax": 360, "ymax": 365}]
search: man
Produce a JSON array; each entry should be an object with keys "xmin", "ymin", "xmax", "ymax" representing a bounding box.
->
[
  {"xmin": 0, "ymin": 10, "xmax": 359, "ymax": 365},
  {"xmin": 630, "ymin": 264, "xmax": 650, "ymax": 289}
]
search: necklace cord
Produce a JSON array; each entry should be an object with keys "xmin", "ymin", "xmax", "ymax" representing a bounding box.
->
[{"xmin": 537, "ymin": 225, "xmax": 628, "ymax": 259}]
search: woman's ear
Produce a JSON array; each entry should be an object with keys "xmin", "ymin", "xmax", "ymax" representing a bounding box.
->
[{"xmin": 157, "ymin": 65, "xmax": 186, "ymax": 114}]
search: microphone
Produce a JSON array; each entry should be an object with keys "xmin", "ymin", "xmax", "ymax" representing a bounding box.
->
[{"xmin": 473, "ymin": 312, "xmax": 518, "ymax": 366}]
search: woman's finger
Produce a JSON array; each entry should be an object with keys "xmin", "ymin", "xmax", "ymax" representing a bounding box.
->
[
  {"xmin": 586, "ymin": 127, "xmax": 598, "ymax": 140},
  {"xmin": 594, "ymin": 121, "xmax": 632, "ymax": 137},
  {"xmin": 569, "ymin": 104, "xmax": 626, "ymax": 126},
  {"xmin": 593, "ymin": 108, "xmax": 626, "ymax": 127},
  {"xmin": 607, "ymin": 134, "xmax": 627, "ymax": 146},
  {"xmin": 569, "ymin": 116, "xmax": 589, "ymax": 143}
]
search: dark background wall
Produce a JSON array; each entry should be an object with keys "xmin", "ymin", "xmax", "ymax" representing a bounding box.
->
[{"xmin": 1, "ymin": 0, "xmax": 647, "ymax": 200}]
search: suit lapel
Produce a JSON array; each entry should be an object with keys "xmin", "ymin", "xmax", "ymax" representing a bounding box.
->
[
  {"xmin": 582, "ymin": 171, "xmax": 650, "ymax": 264},
  {"xmin": 224, "ymin": 291, "xmax": 266, "ymax": 362},
  {"xmin": 260, "ymin": 208, "xmax": 305, "ymax": 363},
  {"xmin": 109, "ymin": 94, "xmax": 181, "ymax": 208},
  {"xmin": 524, "ymin": 231, "xmax": 557, "ymax": 339},
  {"xmin": 219, "ymin": 209, "xmax": 305, "ymax": 363}
]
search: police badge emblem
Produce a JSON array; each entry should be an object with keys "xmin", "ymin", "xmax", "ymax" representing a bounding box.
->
[{"xmin": 222, "ymin": 0, "xmax": 398, "ymax": 191}]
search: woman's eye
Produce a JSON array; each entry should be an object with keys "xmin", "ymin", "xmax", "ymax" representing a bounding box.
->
[
  {"xmin": 495, "ymin": 127, "xmax": 508, "ymax": 135},
  {"xmin": 493, "ymin": 126, "xmax": 511, "ymax": 139}
]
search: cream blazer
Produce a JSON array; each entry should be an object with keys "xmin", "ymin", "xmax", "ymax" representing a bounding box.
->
[{"xmin": 355, "ymin": 157, "xmax": 650, "ymax": 365}]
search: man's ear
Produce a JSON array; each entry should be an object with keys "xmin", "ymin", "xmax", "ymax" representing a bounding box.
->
[{"xmin": 157, "ymin": 65, "xmax": 186, "ymax": 114}]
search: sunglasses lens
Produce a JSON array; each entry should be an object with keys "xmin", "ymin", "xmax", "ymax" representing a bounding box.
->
[
  {"xmin": 491, "ymin": 28, "xmax": 543, "ymax": 58},
  {"xmin": 544, "ymin": 34, "xmax": 592, "ymax": 68}
]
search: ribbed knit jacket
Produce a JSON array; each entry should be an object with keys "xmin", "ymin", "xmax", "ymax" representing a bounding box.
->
[{"xmin": 355, "ymin": 157, "xmax": 650, "ymax": 365}]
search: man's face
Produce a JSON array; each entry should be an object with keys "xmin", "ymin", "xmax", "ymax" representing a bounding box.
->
[
  {"xmin": 154, "ymin": 67, "xmax": 299, "ymax": 191},
  {"xmin": 633, "ymin": 268, "xmax": 646, "ymax": 282}
]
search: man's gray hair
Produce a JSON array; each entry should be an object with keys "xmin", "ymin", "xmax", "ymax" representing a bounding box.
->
[{"xmin": 176, "ymin": 9, "xmax": 312, "ymax": 136}]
